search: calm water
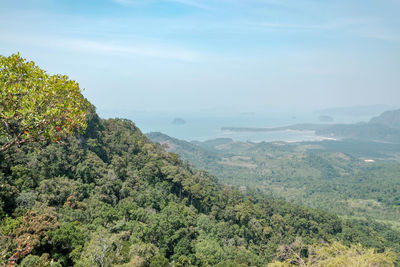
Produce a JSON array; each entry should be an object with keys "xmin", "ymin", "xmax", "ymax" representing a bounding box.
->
[{"xmin": 99, "ymin": 110, "xmax": 372, "ymax": 142}]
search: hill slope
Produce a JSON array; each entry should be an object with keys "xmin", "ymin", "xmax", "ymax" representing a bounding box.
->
[
  {"xmin": 370, "ymin": 109, "xmax": 400, "ymax": 128},
  {"xmin": 1, "ymin": 109, "xmax": 399, "ymax": 266},
  {"xmin": 315, "ymin": 109, "xmax": 400, "ymax": 143},
  {"xmin": 148, "ymin": 134, "xmax": 400, "ymax": 228}
]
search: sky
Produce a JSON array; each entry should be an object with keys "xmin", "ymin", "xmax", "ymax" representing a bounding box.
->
[{"xmin": 1, "ymin": 0, "xmax": 400, "ymax": 114}]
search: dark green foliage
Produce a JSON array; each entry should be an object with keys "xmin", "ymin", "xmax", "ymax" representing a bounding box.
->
[
  {"xmin": 49, "ymin": 222, "xmax": 87, "ymax": 265},
  {"xmin": 150, "ymin": 255, "xmax": 169, "ymax": 267},
  {"xmin": 1, "ymin": 111, "xmax": 400, "ymax": 266}
]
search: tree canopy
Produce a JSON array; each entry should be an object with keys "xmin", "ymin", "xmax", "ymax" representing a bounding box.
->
[
  {"xmin": 1, "ymin": 55, "xmax": 399, "ymax": 266},
  {"xmin": 0, "ymin": 53, "xmax": 88, "ymax": 152},
  {"xmin": 1, "ymin": 116, "xmax": 399, "ymax": 266}
]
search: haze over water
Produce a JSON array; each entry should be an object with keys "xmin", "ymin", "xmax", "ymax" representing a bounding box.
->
[{"xmin": 99, "ymin": 109, "xmax": 376, "ymax": 142}]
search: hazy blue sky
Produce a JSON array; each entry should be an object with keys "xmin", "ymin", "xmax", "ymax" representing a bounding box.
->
[{"xmin": 1, "ymin": 0, "xmax": 399, "ymax": 113}]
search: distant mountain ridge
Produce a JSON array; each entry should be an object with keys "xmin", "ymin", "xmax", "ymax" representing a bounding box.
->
[
  {"xmin": 370, "ymin": 109, "xmax": 400, "ymax": 128},
  {"xmin": 222, "ymin": 109, "xmax": 400, "ymax": 143},
  {"xmin": 314, "ymin": 104, "xmax": 395, "ymax": 117},
  {"xmin": 316, "ymin": 109, "xmax": 400, "ymax": 143}
]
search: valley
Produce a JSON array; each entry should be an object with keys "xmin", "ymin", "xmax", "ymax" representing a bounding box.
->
[{"xmin": 148, "ymin": 131, "xmax": 400, "ymax": 228}]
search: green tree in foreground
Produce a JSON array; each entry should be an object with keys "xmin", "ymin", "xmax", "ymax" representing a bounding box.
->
[{"xmin": 0, "ymin": 53, "xmax": 88, "ymax": 152}]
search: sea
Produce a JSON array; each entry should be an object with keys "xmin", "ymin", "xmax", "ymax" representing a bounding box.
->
[{"xmin": 99, "ymin": 110, "xmax": 373, "ymax": 143}]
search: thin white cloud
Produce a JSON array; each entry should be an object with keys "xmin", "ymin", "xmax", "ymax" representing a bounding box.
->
[
  {"xmin": 65, "ymin": 39, "xmax": 202, "ymax": 62},
  {"xmin": 257, "ymin": 22, "xmax": 323, "ymax": 30},
  {"xmin": 169, "ymin": 0, "xmax": 210, "ymax": 9},
  {"xmin": 113, "ymin": 0, "xmax": 135, "ymax": 5},
  {"xmin": 355, "ymin": 30, "xmax": 399, "ymax": 42},
  {"xmin": 1, "ymin": 32, "xmax": 203, "ymax": 62},
  {"xmin": 112, "ymin": 0, "xmax": 211, "ymax": 9},
  {"xmin": 253, "ymin": 17, "xmax": 399, "ymax": 42},
  {"xmin": 256, "ymin": 18, "xmax": 371, "ymax": 31}
]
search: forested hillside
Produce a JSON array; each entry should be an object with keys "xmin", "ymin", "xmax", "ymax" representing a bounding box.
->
[
  {"xmin": 370, "ymin": 109, "xmax": 400, "ymax": 128},
  {"xmin": 0, "ymin": 108, "xmax": 399, "ymax": 266},
  {"xmin": 315, "ymin": 109, "xmax": 400, "ymax": 143},
  {"xmin": 148, "ymin": 133, "xmax": 400, "ymax": 228},
  {"xmin": 1, "ymin": 55, "xmax": 399, "ymax": 266}
]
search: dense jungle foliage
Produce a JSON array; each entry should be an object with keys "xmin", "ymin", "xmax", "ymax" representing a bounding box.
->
[
  {"xmin": 148, "ymin": 133, "xmax": 400, "ymax": 229},
  {"xmin": 0, "ymin": 107, "xmax": 399, "ymax": 266},
  {"xmin": 0, "ymin": 54, "xmax": 398, "ymax": 266}
]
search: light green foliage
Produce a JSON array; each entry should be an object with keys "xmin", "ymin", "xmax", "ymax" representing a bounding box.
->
[
  {"xmin": 76, "ymin": 230, "xmax": 129, "ymax": 267},
  {"xmin": 195, "ymin": 238, "xmax": 225, "ymax": 266},
  {"xmin": 20, "ymin": 254, "xmax": 62, "ymax": 267},
  {"xmin": 269, "ymin": 240, "xmax": 396, "ymax": 266},
  {"xmin": 0, "ymin": 53, "xmax": 88, "ymax": 152},
  {"xmin": 128, "ymin": 242, "xmax": 159, "ymax": 266}
]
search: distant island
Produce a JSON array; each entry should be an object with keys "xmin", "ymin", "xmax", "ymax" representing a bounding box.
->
[
  {"xmin": 319, "ymin": 115, "xmax": 334, "ymax": 122},
  {"xmin": 171, "ymin": 117, "xmax": 186, "ymax": 125}
]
